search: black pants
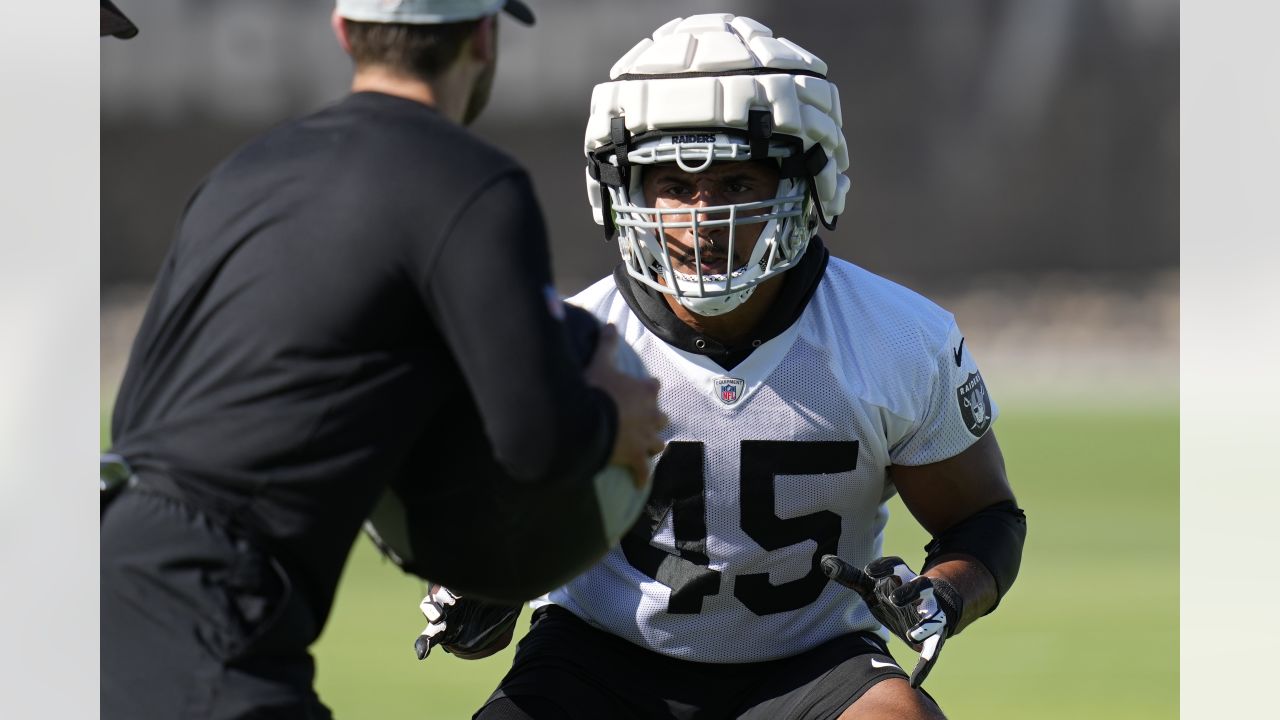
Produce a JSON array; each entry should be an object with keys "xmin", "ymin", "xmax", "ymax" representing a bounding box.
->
[
  {"xmin": 476, "ymin": 605, "xmax": 908, "ymax": 720},
  {"xmin": 101, "ymin": 490, "xmax": 330, "ymax": 720}
]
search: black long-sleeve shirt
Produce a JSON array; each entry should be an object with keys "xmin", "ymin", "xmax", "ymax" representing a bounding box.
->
[{"xmin": 109, "ymin": 92, "xmax": 615, "ymax": 626}]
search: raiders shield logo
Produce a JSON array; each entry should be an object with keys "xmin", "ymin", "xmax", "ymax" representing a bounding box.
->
[
  {"xmin": 713, "ymin": 377, "xmax": 745, "ymax": 405},
  {"xmin": 956, "ymin": 372, "xmax": 992, "ymax": 437}
]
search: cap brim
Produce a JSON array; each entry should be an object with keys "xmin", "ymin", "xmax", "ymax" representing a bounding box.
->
[
  {"xmin": 503, "ymin": 0, "xmax": 535, "ymax": 26},
  {"xmin": 101, "ymin": 0, "xmax": 138, "ymax": 38}
]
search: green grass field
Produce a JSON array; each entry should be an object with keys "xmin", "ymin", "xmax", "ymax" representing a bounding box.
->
[{"xmin": 307, "ymin": 406, "xmax": 1178, "ymax": 719}]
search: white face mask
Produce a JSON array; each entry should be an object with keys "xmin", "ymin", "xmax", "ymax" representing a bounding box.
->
[
  {"xmin": 607, "ymin": 136, "xmax": 815, "ymax": 317},
  {"xmin": 672, "ymin": 286, "xmax": 759, "ymax": 317}
]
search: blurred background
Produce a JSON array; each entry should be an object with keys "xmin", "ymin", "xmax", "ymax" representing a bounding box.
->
[{"xmin": 101, "ymin": 1, "xmax": 1178, "ymax": 718}]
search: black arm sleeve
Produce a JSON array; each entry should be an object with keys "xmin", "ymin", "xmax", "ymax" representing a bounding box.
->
[
  {"xmin": 922, "ymin": 500, "xmax": 1027, "ymax": 613},
  {"xmin": 420, "ymin": 169, "xmax": 616, "ymax": 486}
]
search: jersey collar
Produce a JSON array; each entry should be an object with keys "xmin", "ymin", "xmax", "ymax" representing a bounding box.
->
[{"xmin": 614, "ymin": 237, "xmax": 830, "ymax": 371}]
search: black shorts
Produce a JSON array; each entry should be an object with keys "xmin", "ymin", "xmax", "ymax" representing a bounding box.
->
[
  {"xmin": 101, "ymin": 489, "xmax": 329, "ymax": 720},
  {"xmin": 475, "ymin": 605, "xmax": 908, "ymax": 720}
]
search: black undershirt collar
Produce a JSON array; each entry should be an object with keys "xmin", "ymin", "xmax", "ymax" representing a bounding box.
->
[{"xmin": 613, "ymin": 237, "xmax": 830, "ymax": 372}]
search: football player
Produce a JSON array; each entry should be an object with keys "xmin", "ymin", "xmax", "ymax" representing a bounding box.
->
[{"xmin": 424, "ymin": 14, "xmax": 1027, "ymax": 720}]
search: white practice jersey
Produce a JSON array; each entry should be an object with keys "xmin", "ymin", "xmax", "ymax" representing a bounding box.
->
[{"xmin": 536, "ymin": 256, "xmax": 997, "ymax": 663}]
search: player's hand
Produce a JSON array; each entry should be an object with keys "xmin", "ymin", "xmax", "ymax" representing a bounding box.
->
[
  {"xmin": 414, "ymin": 583, "xmax": 522, "ymax": 661},
  {"xmin": 821, "ymin": 555, "xmax": 958, "ymax": 688},
  {"xmin": 585, "ymin": 324, "xmax": 666, "ymax": 488}
]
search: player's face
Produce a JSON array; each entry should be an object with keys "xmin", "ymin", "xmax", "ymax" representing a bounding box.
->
[{"xmin": 640, "ymin": 160, "xmax": 781, "ymax": 278}]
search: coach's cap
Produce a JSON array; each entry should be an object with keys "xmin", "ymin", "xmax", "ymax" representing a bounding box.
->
[
  {"xmin": 101, "ymin": 0, "xmax": 138, "ymax": 38},
  {"xmin": 336, "ymin": 0, "xmax": 534, "ymax": 26}
]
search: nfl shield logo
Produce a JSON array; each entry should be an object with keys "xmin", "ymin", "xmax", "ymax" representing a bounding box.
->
[{"xmin": 714, "ymin": 377, "xmax": 745, "ymax": 405}]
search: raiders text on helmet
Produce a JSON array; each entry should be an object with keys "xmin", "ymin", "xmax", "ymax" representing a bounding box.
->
[{"xmin": 584, "ymin": 14, "xmax": 850, "ymax": 316}]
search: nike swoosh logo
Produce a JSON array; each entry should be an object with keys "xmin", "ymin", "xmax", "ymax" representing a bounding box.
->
[
  {"xmin": 870, "ymin": 658, "xmax": 899, "ymax": 669},
  {"xmin": 953, "ymin": 337, "xmax": 965, "ymax": 367}
]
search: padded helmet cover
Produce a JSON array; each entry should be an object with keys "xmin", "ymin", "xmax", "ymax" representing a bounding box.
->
[{"xmin": 584, "ymin": 14, "xmax": 850, "ymax": 315}]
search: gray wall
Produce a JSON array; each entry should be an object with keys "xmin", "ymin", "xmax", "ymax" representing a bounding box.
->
[{"xmin": 101, "ymin": 0, "xmax": 1178, "ymax": 293}]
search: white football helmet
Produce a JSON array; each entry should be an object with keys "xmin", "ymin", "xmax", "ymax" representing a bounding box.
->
[{"xmin": 585, "ymin": 14, "xmax": 850, "ymax": 316}]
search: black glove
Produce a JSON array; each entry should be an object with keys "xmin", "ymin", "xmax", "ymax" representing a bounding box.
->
[
  {"xmin": 820, "ymin": 555, "xmax": 962, "ymax": 688},
  {"xmin": 414, "ymin": 583, "xmax": 521, "ymax": 661}
]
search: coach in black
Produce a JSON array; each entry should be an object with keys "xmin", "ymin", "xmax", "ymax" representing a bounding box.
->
[{"xmin": 100, "ymin": 1, "xmax": 664, "ymax": 717}]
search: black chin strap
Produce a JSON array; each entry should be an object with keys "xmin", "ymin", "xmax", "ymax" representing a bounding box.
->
[
  {"xmin": 779, "ymin": 143, "xmax": 838, "ymax": 232},
  {"xmin": 586, "ymin": 116, "xmax": 634, "ymax": 240},
  {"xmin": 748, "ymin": 109, "xmax": 773, "ymax": 160}
]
